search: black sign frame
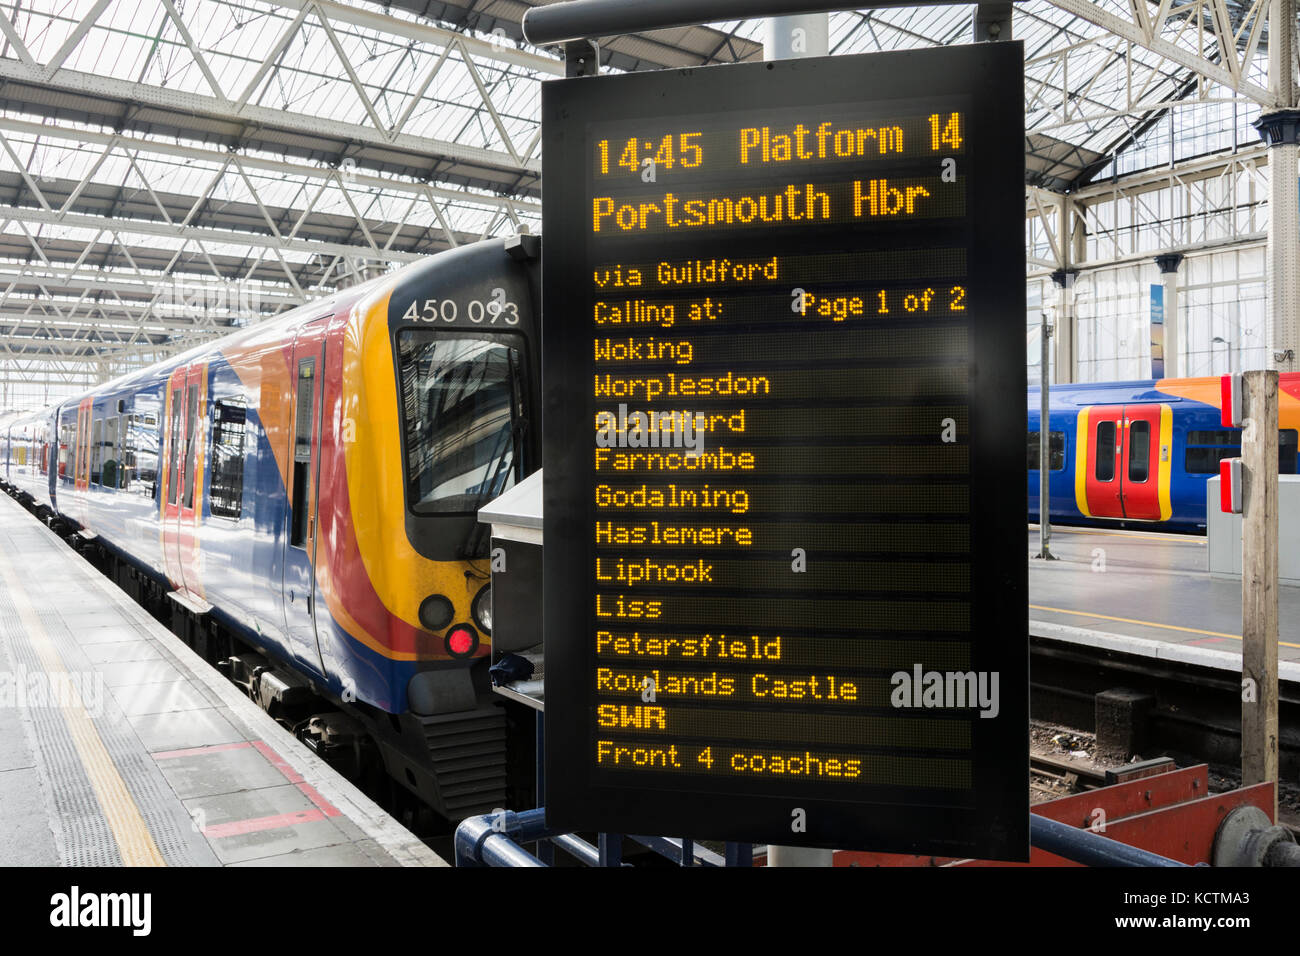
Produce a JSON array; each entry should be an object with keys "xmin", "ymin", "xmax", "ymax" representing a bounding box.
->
[{"xmin": 542, "ymin": 43, "xmax": 1028, "ymax": 860}]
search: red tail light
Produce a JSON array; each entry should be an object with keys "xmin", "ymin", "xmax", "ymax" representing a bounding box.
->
[{"xmin": 445, "ymin": 625, "xmax": 478, "ymax": 658}]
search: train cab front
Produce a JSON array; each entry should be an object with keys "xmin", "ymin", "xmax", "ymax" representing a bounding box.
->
[{"xmin": 333, "ymin": 235, "xmax": 539, "ymax": 818}]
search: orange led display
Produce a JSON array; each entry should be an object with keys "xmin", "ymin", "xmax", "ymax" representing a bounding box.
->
[{"xmin": 543, "ymin": 44, "xmax": 1028, "ymax": 860}]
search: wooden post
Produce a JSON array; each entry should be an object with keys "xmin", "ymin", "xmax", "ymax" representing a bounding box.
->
[{"xmin": 1241, "ymin": 369, "xmax": 1279, "ymax": 817}]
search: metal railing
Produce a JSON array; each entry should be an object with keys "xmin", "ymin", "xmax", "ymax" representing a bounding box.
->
[{"xmin": 454, "ymin": 806, "xmax": 1190, "ymax": 867}]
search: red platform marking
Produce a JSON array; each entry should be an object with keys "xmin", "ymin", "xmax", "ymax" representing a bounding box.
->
[
  {"xmin": 251, "ymin": 740, "xmax": 342, "ymax": 818},
  {"xmin": 202, "ymin": 808, "xmax": 330, "ymax": 839},
  {"xmin": 152, "ymin": 741, "xmax": 252, "ymax": 760},
  {"xmin": 251, "ymin": 739, "xmax": 303, "ymax": 783},
  {"xmin": 153, "ymin": 740, "xmax": 343, "ymax": 839},
  {"xmin": 1186, "ymin": 637, "xmax": 1226, "ymax": 646}
]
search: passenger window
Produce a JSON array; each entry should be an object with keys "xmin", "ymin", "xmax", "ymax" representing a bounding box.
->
[
  {"xmin": 183, "ymin": 386, "xmax": 199, "ymax": 510},
  {"xmin": 77, "ymin": 410, "xmax": 88, "ymax": 483},
  {"xmin": 91, "ymin": 418, "xmax": 103, "ymax": 485},
  {"xmin": 290, "ymin": 359, "xmax": 316, "ymax": 548},
  {"xmin": 1280, "ymin": 430, "xmax": 1298, "ymax": 474},
  {"xmin": 103, "ymin": 416, "xmax": 119, "ymax": 489},
  {"xmin": 168, "ymin": 390, "xmax": 183, "ymax": 504},
  {"xmin": 1187, "ymin": 429, "xmax": 1240, "ymax": 446},
  {"xmin": 116, "ymin": 414, "xmax": 128, "ymax": 490},
  {"xmin": 137, "ymin": 412, "xmax": 160, "ymax": 496},
  {"xmin": 84, "ymin": 410, "xmax": 93, "ymax": 482},
  {"xmin": 58, "ymin": 421, "xmax": 71, "ymax": 481},
  {"xmin": 125, "ymin": 409, "xmax": 158, "ymax": 497},
  {"xmin": 1128, "ymin": 421, "xmax": 1150, "ymax": 482},
  {"xmin": 1186, "ymin": 428, "xmax": 1299, "ymax": 475},
  {"xmin": 78, "ymin": 412, "xmax": 85, "ymax": 481},
  {"xmin": 1184, "ymin": 429, "xmax": 1241, "ymax": 474},
  {"xmin": 209, "ymin": 399, "xmax": 248, "ymax": 519},
  {"xmin": 1095, "ymin": 421, "xmax": 1115, "ymax": 481},
  {"xmin": 1026, "ymin": 430, "xmax": 1065, "ymax": 471}
]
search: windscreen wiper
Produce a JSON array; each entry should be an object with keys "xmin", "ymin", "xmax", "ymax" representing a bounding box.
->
[{"xmin": 461, "ymin": 416, "xmax": 528, "ymax": 559}]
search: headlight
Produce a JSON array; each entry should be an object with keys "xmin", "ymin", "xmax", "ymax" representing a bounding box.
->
[
  {"xmin": 418, "ymin": 594, "xmax": 454, "ymax": 632},
  {"xmin": 472, "ymin": 583, "xmax": 492, "ymax": 634}
]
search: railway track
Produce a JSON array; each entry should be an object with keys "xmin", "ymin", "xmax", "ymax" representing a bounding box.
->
[
  {"xmin": 1030, "ymin": 631, "xmax": 1300, "ymax": 822},
  {"xmin": 1030, "ymin": 753, "xmax": 1107, "ymax": 792}
]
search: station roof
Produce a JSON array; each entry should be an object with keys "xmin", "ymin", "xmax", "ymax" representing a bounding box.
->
[{"xmin": 0, "ymin": 0, "xmax": 1274, "ymax": 406}]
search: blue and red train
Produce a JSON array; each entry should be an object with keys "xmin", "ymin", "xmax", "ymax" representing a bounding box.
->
[
  {"xmin": 0, "ymin": 236, "xmax": 540, "ymax": 820},
  {"xmin": 1028, "ymin": 375, "xmax": 1300, "ymax": 532}
]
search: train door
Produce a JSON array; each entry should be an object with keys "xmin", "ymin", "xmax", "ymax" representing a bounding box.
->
[
  {"xmin": 74, "ymin": 399, "xmax": 93, "ymax": 526},
  {"xmin": 162, "ymin": 369, "xmax": 187, "ymax": 588},
  {"xmin": 1076, "ymin": 404, "xmax": 1171, "ymax": 520},
  {"xmin": 1115, "ymin": 403, "xmax": 1167, "ymax": 520},
  {"xmin": 282, "ymin": 318, "xmax": 329, "ymax": 676},
  {"xmin": 1078, "ymin": 406, "xmax": 1124, "ymax": 518},
  {"xmin": 176, "ymin": 364, "xmax": 207, "ymax": 596}
]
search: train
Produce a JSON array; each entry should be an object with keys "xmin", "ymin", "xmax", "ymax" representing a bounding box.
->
[
  {"xmin": 3, "ymin": 246, "xmax": 1293, "ymax": 826},
  {"xmin": 1028, "ymin": 374, "xmax": 1300, "ymax": 532},
  {"xmin": 0, "ymin": 235, "xmax": 541, "ymax": 823}
]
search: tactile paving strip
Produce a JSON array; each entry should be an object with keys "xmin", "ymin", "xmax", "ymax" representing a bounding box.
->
[
  {"xmin": 0, "ymin": 506, "xmax": 216, "ymax": 866},
  {"xmin": 35, "ymin": 604, "xmax": 214, "ymax": 867},
  {"xmin": 0, "ymin": 581, "xmax": 119, "ymax": 866}
]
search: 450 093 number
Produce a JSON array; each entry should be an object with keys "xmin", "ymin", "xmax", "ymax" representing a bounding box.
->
[{"xmin": 401, "ymin": 289, "xmax": 520, "ymax": 325}]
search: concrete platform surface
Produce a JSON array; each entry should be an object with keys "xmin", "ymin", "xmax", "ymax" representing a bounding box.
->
[
  {"xmin": 0, "ymin": 494, "xmax": 445, "ymax": 867},
  {"xmin": 1029, "ymin": 524, "xmax": 1300, "ymax": 671}
]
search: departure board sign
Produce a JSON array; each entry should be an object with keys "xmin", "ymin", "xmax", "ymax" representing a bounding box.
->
[{"xmin": 542, "ymin": 44, "xmax": 1028, "ymax": 860}]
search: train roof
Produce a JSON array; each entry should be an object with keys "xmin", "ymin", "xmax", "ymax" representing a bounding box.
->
[
  {"xmin": 1030, "ymin": 376, "xmax": 1226, "ymax": 406},
  {"xmin": 27, "ymin": 237, "xmax": 525, "ymax": 419},
  {"xmin": 1031, "ymin": 372, "xmax": 1300, "ymax": 410},
  {"xmin": 1029, "ymin": 378, "xmax": 1171, "ymax": 406},
  {"xmin": 19, "ymin": 262, "xmax": 405, "ymax": 420}
]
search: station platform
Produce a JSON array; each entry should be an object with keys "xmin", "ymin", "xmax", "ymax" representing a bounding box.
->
[
  {"xmin": 1029, "ymin": 525, "xmax": 1300, "ymax": 677},
  {"xmin": 0, "ymin": 494, "xmax": 443, "ymax": 867}
]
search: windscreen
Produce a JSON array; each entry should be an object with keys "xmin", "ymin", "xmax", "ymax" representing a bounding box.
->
[{"xmin": 397, "ymin": 331, "xmax": 525, "ymax": 514}]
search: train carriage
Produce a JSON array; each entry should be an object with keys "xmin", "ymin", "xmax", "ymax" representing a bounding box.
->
[{"xmin": 1028, "ymin": 374, "xmax": 1300, "ymax": 532}]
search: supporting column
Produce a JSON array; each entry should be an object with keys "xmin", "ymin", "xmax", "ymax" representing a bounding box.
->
[
  {"xmin": 1154, "ymin": 253, "xmax": 1183, "ymax": 379},
  {"xmin": 1241, "ymin": 370, "xmax": 1280, "ymax": 819},
  {"xmin": 1255, "ymin": 0, "xmax": 1299, "ymax": 373},
  {"xmin": 1255, "ymin": 110, "xmax": 1300, "ymax": 373},
  {"xmin": 1050, "ymin": 267, "xmax": 1077, "ymax": 384},
  {"xmin": 1034, "ymin": 310, "xmax": 1057, "ymax": 561}
]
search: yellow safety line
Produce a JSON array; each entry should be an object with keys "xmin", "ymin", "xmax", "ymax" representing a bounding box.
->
[
  {"xmin": 0, "ymin": 552, "xmax": 166, "ymax": 867},
  {"xmin": 1028, "ymin": 524, "xmax": 1198, "ymax": 543},
  {"xmin": 1030, "ymin": 603, "xmax": 1300, "ymax": 650}
]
